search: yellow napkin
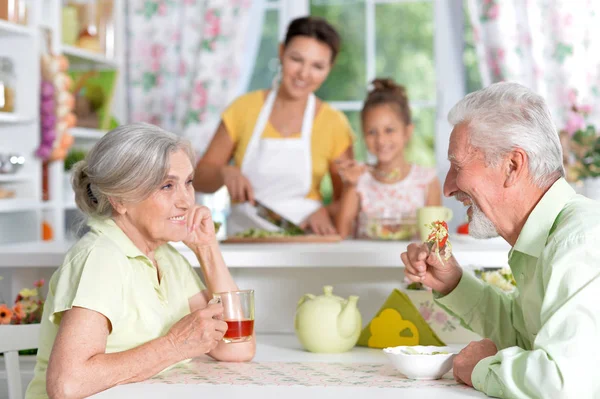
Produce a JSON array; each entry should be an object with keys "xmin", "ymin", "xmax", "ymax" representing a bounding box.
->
[{"xmin": 357, "ymin": 289, "xmax": 445, "ymax": 348}]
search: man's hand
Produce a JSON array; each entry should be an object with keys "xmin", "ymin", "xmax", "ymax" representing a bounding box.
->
[
  {"xmin": 453, "ymin": 339, "xmax": 498, "ymax": 386},
  {"xmin": 401, "ymin": 243, "xmax": 463, "ymax": 294}
]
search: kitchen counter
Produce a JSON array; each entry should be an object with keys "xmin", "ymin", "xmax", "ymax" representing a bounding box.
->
[
  {"xmin": 89, "ymin": 334, "xmax": 485, "ymax": 399},
  {"xmin": 0, "ymin": 237, "xmax": 510, "ymax": 336},
  {"xmin": 0, "ymin": 236, "xmax": 510, "ymax": 268}
]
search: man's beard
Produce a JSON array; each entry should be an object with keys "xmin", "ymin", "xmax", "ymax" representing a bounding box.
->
[{"xmin": 469, "ymin": 201, "xmax": 499, "ymax": 239}]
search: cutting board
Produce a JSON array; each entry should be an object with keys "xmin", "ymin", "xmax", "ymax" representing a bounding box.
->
[{"xmin": 222, "ymin": 234, "xmax": 342, "ymax": 244}]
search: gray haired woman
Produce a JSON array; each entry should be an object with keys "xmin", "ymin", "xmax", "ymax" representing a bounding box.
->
[{"xmin": 26, "ymin": 123, "xmax": 255, "ymax": 399}]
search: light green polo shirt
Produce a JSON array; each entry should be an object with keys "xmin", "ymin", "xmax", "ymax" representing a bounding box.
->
[
  {"xmin": 436, "ymin": 178, "xmax": 600, "ymax": 398},
  {"xmin": 25, "ymin": 218, "xmax": 205, "ymax": 399}
]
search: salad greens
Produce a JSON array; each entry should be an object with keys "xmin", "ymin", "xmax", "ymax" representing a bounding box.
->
[
  {"xmin": 366, "ymin": 221, "xmax": 417, "ymax": 240},
  {"xmin": 425, "ymin": 220, "xmax": 452, "ymax": 262},
  {"xmin": 402, "ymin": 347, "xmax": 450, "ymax": 355},
  {"xmin": 235, "ymin": 228, "xmax": 303, "ymax": 238}
]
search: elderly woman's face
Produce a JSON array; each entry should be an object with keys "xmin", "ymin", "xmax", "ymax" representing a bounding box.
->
[
  {"xmin": 122, "ymin": 149, "xmax": 195, "ymax": 245},
  {"xmin": 443, "ymin": 124, "xmax": 502, "ymax": 239}
]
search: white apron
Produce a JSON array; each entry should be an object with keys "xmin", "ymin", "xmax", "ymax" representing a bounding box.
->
[{"xmin": 227, "ymin": 89, "xmax": 321, "ymax": 235}]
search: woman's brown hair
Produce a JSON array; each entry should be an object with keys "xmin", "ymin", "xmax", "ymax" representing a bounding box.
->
[
  {"xmin": 284, "ymin": 16, "xmax": 341, "ymax": 62},
  {"xmin": 361, "ymin": 78, "xmax": 412, "ymax": 125}
]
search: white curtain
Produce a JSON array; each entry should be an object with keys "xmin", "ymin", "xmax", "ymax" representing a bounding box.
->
[
  {"xmin": 467, "ymin": 0, "xmax": 600, "ymax": 127},
  {"xmin": 126, "ymin": 0, "xmax": 265, "ymax": 156}
]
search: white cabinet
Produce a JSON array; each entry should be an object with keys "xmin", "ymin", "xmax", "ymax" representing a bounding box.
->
[{"xmin": 0, "ymin": 0, "xmax": 125, "ymax": 245}]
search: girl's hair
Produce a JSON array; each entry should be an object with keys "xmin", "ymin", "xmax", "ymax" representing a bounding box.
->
[
  {"xmin": 284, "ymin": 16, "xmax": 341, "ymax": 62},
  {"xmin": 361, "ymin": 78, "xmax": 412, "ymax": 125}
]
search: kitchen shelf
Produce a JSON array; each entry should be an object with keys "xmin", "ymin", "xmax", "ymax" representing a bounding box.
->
[
  {"xmin": 0, "ymin": 112, "xmax": 32, "ymax": 124},
  {"xmin": 0, "ymin": 173, "xmax": 34, "ymax": 183},
  {"xmin": 62, "ymin": 45, "xmax": 119, "ymax": 68},
  {"xmin": 0, "ymin": 199, "xmax": 58, "ymax": 213},
  {"xmin": 70, "ymin": 127, "xmax": 107, "ymax": 140},
  {"xmin": 0, "ymin": 198, "xmax": 41, "ymax": 213},
  {"xmin": 0, "ymin": 20, "xmax": 34, "ymax": 37}
]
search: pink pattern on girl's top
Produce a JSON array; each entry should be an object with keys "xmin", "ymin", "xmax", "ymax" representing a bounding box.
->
[{"xmin": 355, "ymin": 164, "xmax": 437, "ymax": 237}]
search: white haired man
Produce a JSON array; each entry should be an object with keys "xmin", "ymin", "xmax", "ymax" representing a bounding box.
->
[{"xmin": 402, "ymin": 82, "xmax": 600, "ymax": 398}]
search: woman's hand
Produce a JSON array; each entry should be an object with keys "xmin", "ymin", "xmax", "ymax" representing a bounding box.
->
[
  {"xmin": 400, "ymin": 243, "xmax": 463, "ymax": 295},
  {"xmin": 336, "ymin": 160, "xmax": 366, "ymax": 186},
  {"xmin": 184, "ymin": 205, "xmax": 217, "ymax": 251},
  {"xmin": 301, "ymin": 207, "xmax": 337, "ymax": 235},
  {"xmin": 165, "ymin": 303, "xmax": 228, "ymax": 361},
  {"xmin": 220, "ymin": 165, "xmax": 255, "ymax": 204}
]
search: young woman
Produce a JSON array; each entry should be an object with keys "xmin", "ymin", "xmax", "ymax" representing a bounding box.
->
[{"xmin": 194, "ymin": 17, "xmax": 354, "ymax": 235}]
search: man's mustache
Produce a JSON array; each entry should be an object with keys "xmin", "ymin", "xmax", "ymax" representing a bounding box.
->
[{"xmin": 455, "ymin": 192, "xmax": 470, "ymax": 202}]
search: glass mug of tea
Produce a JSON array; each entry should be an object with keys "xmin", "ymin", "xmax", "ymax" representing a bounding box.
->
[{"xmin": 212, "ymin": 289, "xmax": 255, "ymax": 343}]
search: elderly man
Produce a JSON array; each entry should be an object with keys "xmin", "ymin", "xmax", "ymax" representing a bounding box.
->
[{"xmin": 402, "ymin": 82, "xmax": 600, "ymax": 398}]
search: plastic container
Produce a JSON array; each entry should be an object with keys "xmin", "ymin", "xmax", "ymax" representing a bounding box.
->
[
  {"xmin": 0, "ymin": 0, "xmax": 28, "ymax": 25},
  {"xmin": 0, "ymin": 57, "xmax": 16, "ymax": 113}
]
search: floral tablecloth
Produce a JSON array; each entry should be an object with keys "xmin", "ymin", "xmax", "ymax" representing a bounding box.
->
[{"xmin": 149, "ymin": 360, "xmax": 471, "ymax": 390}]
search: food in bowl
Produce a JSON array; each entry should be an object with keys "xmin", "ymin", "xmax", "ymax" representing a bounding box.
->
[
  {"xmin": 403, "ymin": 349, "xmax": 450, "ymax": 355},
  {"xmin": 383, "ymin": 345, "xmax": 456, "ymax": 380},
  {"xmin": 359, "ymin": 214, "xmax": 418, "ymax": 240}
]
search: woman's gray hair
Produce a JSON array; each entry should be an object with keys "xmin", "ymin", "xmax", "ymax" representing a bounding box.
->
[
  {"xmin": 71, "ymin": 122, "xmax": 195, "ymax": 218},
  {"xmin": 448, "ymin": 82, "xmax": 564, "ymax": 188}
]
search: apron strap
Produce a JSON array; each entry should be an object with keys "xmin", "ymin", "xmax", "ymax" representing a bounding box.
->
[
  {"xmin": 241, "ymin": 89, "xmax": 277, "ymax": 174},
  {"xmin": 300, "ymin": 93, "xmax": 315, "ymax": 196}
]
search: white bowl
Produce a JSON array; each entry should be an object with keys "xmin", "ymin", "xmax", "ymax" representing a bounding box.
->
[{"xmin": 383, "ymin": 345, "xmax": 457, "ymax": 380}]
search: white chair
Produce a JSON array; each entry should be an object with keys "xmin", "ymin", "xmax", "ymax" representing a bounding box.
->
[{"xmin": 0, "ymin": 324, "xmax": 41, "ymax": 399}]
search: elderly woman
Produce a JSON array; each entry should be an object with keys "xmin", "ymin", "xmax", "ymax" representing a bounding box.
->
[{"xmin": 25, "ymin": 123, "xmax": 255, "ymax": 399}]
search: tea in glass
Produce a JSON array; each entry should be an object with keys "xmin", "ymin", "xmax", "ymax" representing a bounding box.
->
[{"xmin": 213, "ymin": 289, "xmax": 255, "ymax": 343}]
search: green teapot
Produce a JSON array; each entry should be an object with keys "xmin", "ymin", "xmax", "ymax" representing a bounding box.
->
[{"xmin": 294, "ymin": 285, "xmax": 362, "ymax": 353}]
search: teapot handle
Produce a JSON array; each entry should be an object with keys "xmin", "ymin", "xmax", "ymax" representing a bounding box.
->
[{"xmin": 297, "ymin": 293, "xmax": 316, "ymax": 308}]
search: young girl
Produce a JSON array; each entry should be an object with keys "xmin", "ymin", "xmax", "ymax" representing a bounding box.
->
[{"xmin": 336, "ymin": 78, "xmax": 441, "ymax": 239}]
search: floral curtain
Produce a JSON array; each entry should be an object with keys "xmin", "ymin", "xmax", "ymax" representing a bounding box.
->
[
  {"xmin": 467, "ymin": 0, "xmax": 600, "ymax": 127},
  {"xmin": 126, "ymin": 0, "xmax": 260, "ymax": 155}
]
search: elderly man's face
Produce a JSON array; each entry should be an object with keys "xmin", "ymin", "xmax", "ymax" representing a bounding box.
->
[
  {"xmin": 443, "ymin": 124, "xmax": 501, "ymax": 239},
  {"xmin": 124, "ymin": 149, "xmax": 195, "ymax": 245}
]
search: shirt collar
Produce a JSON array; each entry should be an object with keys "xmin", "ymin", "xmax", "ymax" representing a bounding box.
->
[
  {"xmin": 512, "ymin": 178, "xmax": 575, "ymax": 258},
  {"xmin": 87, "ymin": 217, "xmax": 148, "ymax": 259}
]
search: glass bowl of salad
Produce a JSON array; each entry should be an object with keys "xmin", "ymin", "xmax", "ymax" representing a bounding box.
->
[{"xmin": 357, "ymin": 213, "xmax": 418, "ymax": 241}]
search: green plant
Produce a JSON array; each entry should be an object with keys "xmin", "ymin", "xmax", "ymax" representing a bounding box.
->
[
  {"xmin": 561, "ymin": 103, "xmax": 599, "ymax": 180},
  {"xmin": 64, "ymin": 149, "xmax": 87, "ymax": 172}
]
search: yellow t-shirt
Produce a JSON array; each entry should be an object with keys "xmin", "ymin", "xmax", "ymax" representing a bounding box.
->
[
  {"xmin": 25, "ymin": 218, "xmax": 205, "ymax": 399},
  {"xmin": 222, "ymin": 90, "xmax": 354, "ymax": 201}
]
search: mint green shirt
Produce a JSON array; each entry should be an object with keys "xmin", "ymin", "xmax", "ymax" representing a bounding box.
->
[
  {"xmin": 436, "ymin": 178, "xmax": 600, "ymax": 398},
  {"xmin": 26, "ymin": 218, "xmax": 205, "ymax": 399}
]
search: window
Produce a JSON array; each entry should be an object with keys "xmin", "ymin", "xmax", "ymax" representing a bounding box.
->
[
  {"xmin": 248, "ymin": 2, "xmax": 280, "ymax": 92},
  {"xmin": 463, "ymin": 0, "xmax": 483, "ymax": 94},
  {"xmin": 249, "ymin": 0, "xmax": 473, "ymax": 203}
]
